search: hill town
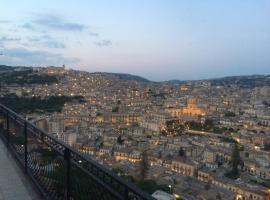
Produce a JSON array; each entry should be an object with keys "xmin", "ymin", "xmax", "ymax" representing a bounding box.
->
[{"xmin": 0, "ymin": 65, "xmax": 270, "ymax": 200}]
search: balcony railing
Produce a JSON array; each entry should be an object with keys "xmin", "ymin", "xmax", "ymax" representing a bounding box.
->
[{"xmin": 0, "ymin": 104, "xmax": 155, "ymax": 200}]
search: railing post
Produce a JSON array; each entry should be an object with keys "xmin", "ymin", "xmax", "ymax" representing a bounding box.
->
[
  {"xmin": 124, "ymin": 187, "xmax": 129, "ymax": 200},
  {"xmin": 6, "ymin": 112, "xmax": 9, "ymax": 146},
  {"xmin": 24, "ymin": 121, "xmax": 28, "ymax": 174},
  {"xmin": 64, "ymin": 148, "xmax": 71, "ymax": 200}
]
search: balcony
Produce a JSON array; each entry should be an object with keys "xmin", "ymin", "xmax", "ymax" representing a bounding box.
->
[
  {"xmin": 0, "ymin": 104, "xmax": 154, "ymax": 200},
  {"xmin": 0, "ymin": 135, "xmax": 41, "ymax": 200}
]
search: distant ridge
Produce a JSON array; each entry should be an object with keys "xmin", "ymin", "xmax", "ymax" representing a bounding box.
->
[
  {"xmin": 0, "ymin": 65, "xmax": 269, "ymax": 87},
  {"xmin": 207, "ymin": 75, "xmax": 270, "ymax": 88},
  {"xmin": 163, "ymin": 80, "xmax": 185, "ymax": 85},
  {"xmin": 92, "ymin": 72, "xmax": 150, "ymax": 83}
]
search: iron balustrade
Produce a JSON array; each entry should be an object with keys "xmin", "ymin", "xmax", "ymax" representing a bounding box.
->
[{"xmin": 0, "ymin": 104, "xmax": 155, "ymax": 200}]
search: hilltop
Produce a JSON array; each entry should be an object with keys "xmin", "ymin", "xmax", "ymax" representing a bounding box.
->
[{"xmin": 0, "ymin": 65, "xmax": 269, "ymax": 88}]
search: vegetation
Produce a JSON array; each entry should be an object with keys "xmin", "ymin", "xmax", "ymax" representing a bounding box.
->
[
  {"xmin": 112, "ymin": 168, "xmax": 170, "ymax": 195},
  {"xmin": 231, "ymin": 143, "xmax": 240, "ymax": 174},
  {"xmin": 136, "ymin": 180, "xmax": 170, "ymax": 194},
  {"xmin": 140, "ymin": 150, "xmax": 149, "ymax": 181},
  {"xmin": 262, "ymin": 101, "xmax": 270, "ymax": 107},
  {"xmin": 263, "ymin": 143, "xmax": 270, "ymax": 151},
  {"xmin": 224, "ymin": 111, "xmax": 236, "ymax": 117},
  {"xmin": 0, "ymin": 69, "xmax": 58, "ymax": 85},
  {"xmin": 250, "ymin": 179, "xmax": 270, "ymax": 188},
  {"xmin": 0, "ymin": 94, "xmax": 84, "ymax": 114},
  {"xmin": 213, "ymin": 126, "xmax": 228, "ymax": 134},
  {"xmin": 0, "ymin": 65, "xmax": 16, "ymax": 71},
  {"xmin": 112, "ymin": 106, "xmax": 119, "ymax": 112},
  {"xmin": 112, "ymin": 168, "xmax": 135, "ymax": 182},
  {"xmin": 117, "ymin": 135, "xmax": 124, "ymax": 145},
  {"xmin": 178, "ymin": 147, "xmax": 185, "ymax": 157},
  {"xmin": 225, "ymin": 143, "xmax": 240, "ymax": 179},
  {"xmin": 158, "ymin": 151, "xmax": 162, "ymax": 158},
  {"xmin": 210, "ymin": 75, "xmax": 270, "ymax": 88},
  {"xmin": 185, "ymin": 119, "xmax": 214, "ymax": 131},
  {"xmin": 165, "ymin": 120, "xmax": 185, "ymax": 135},
  {"xmin": 204, "ymin": 183, "xmax": 211, "ymax": 190},
  {"xmin": 92, "ymin": 72, "xmax": 150, "ymax": 83},
  {"xmin": 219, "ymin": 136, "xmax": 237, "ymax": 143}
]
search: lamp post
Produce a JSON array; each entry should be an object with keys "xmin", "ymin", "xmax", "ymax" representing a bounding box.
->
[{"xmin": 168, "ymin": 185, "xmax": 172, "ymax": 194}]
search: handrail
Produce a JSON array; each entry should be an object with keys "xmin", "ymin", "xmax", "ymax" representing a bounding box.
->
[{"xmin": 0, "ymin": 103, "xmax": 155, "ymax": 200}]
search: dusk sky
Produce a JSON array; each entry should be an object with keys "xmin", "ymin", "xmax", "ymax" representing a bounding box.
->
[{"xmin": 0, "ymin": 0, "xmax": 269, "ymax": 81}]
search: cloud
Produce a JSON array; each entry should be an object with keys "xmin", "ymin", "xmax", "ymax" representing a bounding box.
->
[
  {"xmin": 0, "ymin": 36, "xmax": 21, "ymax": 49},
  {"xmin": 22, "ymin": 23, "xmax": 46, "ymax": 33},
  {"xmin": 0, "ymin": 36, "xmax": 21, "ymax": 42},
  {"xmin": 94, "ymin": 40, "xmax": 112, "ymax": 47},
  {"xmin": 89, "ymin": 32, "xmax": 99, "ymax": 37},
  {"xmin": 0, "ymin": 47, "xmax": 79, "ymax": 65},
  {"xmin": 28, "ymin": 35, "xmax": 66, "ymax": 49},
  {"xmin": 32, "ymin": 14, "xmax": 87, "ymax": 31},
  {"xmin": 28, "ymin": 37, "xmax": 42, "ymax": 42},
  {"xmin": 22, "ymin": 23, "xmax": 35, "ymax": 30},
  {"xmin": 0, "ymin": 20, "xmax": 10, "ymax": 23},
  {"xmin": 8, "ymin": 28, "xmax": 19, "ymax": 32},
  {"xmin": 42, "ymin": 41, "xmax": 66, "ymax": 49}
]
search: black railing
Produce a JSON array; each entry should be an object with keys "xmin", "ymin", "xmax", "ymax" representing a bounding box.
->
[{"xmin": 0, "ymin": 104, "xmax": 155, "ymax": 200}]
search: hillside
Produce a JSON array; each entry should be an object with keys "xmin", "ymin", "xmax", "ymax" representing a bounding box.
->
[
  {"xmin": 208, "ymin": 75, "xmax": 270, "ymax": 88},
  {"xmin": 1, "ymin": 65, "xmax": 269, "ymax": 87},
  {"xmin": 0, "ymin": 65, "xmax": 59, "ymax": 85},
  {"xmin": 92, "ymin": 72, "xmax": 150, "ymax": 83}
]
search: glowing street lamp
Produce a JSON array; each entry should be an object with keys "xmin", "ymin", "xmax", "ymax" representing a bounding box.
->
[{"xmin": 168, "ymin": 185, "xmax": 172, "ymax": 194}]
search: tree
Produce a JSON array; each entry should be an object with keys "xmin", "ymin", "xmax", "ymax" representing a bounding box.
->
[
  {"xmin": 117, "ymin": 135, "xmax": 124, "ymax": 145},
  {"xmin": 216, "ymin": 192, "xmax": 222, "ymax": 200},
  {"xmin": 158, "ymin": 151, "xmax": 162, "ymax": 158},
  {"xmin": 224, "ymin": 111, "xmax": 236, "ymax": 117},
  {"xmin": 264, "ymin": 143, "xmax": 270, "ymax": 151},
  {"xmin": 231, "ymin": 143, "xmax": 240, "ymax": 176},
  {"xmin": 204, "ymin": 182, "xmax": 211, "ymax": 190},
  {"xmin": 178, "ymin": 147, "xmax": 185, "ymax": 157},
  {"xmin": 140, "ymin": 150, "xmax": 149, "ymax": 181},
  {"xmin": 137, "ymin": 180, "xmax": 170, "ymax": 194},
  {"xmin": 204, "ymin": 119, "xmax": 214, "ymax": 131},
  {"xmin": 112, "ymin": 106, "xmax": 119, "ymax": 112},
  {"xmin": 99, "ymin": 141, "xmax": 104, "ymax": 149}
]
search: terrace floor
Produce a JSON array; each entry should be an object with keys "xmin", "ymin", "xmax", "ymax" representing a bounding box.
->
[{"xmin": 0, "ymin": 138, "xmax": 41, "ymax": 200}]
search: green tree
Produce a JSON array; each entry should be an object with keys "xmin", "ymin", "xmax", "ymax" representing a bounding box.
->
[
  {"xmin": 158, "ymin": 151, "xmax": 162, "ymax": 158},
  {"xmin": 137, "ymin": 180, "xmax": 170, "ymax": 194},
  {"xmin": 216, "ymin": 192, "xmax": 222, "ymax": 200},
  {"xmin": 204, "ymin": 183, "xmax": 211, "ymax": 190},
  {"xmin": 178, "ymin": 147, "xmax": 185, "ymax": 157},
  {"xmin": 117, "ymin": 135, "xmax": 124, "ymax": 145},
  {"xmin": 140, "ymin": 150, "xmax": 149, "ymax": 181},
  {"xmin": 224, "ymin": 111, "xmax": 236, "ymax": 117},
  {"xmin": 112, "ymin": 106, "xmax": 119, "ymax": 112},
  {"xmin": 204, "ymin": 119, "xmax": 214, "ymax": 131},
  {"xmin": 264, "ymin": 143, "xmax": 270, "ymax": 151},
  {"xmin": 231, "ymin": 143, "xmax": 240, "ymax": 176}
]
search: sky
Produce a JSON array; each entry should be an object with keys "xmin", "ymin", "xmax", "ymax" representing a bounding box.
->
[{"xmin": 0, "ymin": 0, "xmax": 269, "ymax": 81}]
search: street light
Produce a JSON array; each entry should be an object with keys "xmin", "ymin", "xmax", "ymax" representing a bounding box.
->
[{"xmin": 168, "ymin": 185, "xmax": 172, "ymax": 194}]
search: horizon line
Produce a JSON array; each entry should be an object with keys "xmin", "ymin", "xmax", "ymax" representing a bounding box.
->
[{"xmin": 0, "ymin": 64, "xmax": 269, "ymax": 82}]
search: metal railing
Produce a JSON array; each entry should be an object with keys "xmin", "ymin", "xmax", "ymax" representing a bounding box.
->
[{"xmin": 0, "ymin": 104, "xmax": 155, "ymax": 200}]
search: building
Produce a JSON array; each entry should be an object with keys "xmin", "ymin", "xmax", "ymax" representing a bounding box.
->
[{"xmin": 166, "ymin": 98, "xmax": 206, "ymax": 119}]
